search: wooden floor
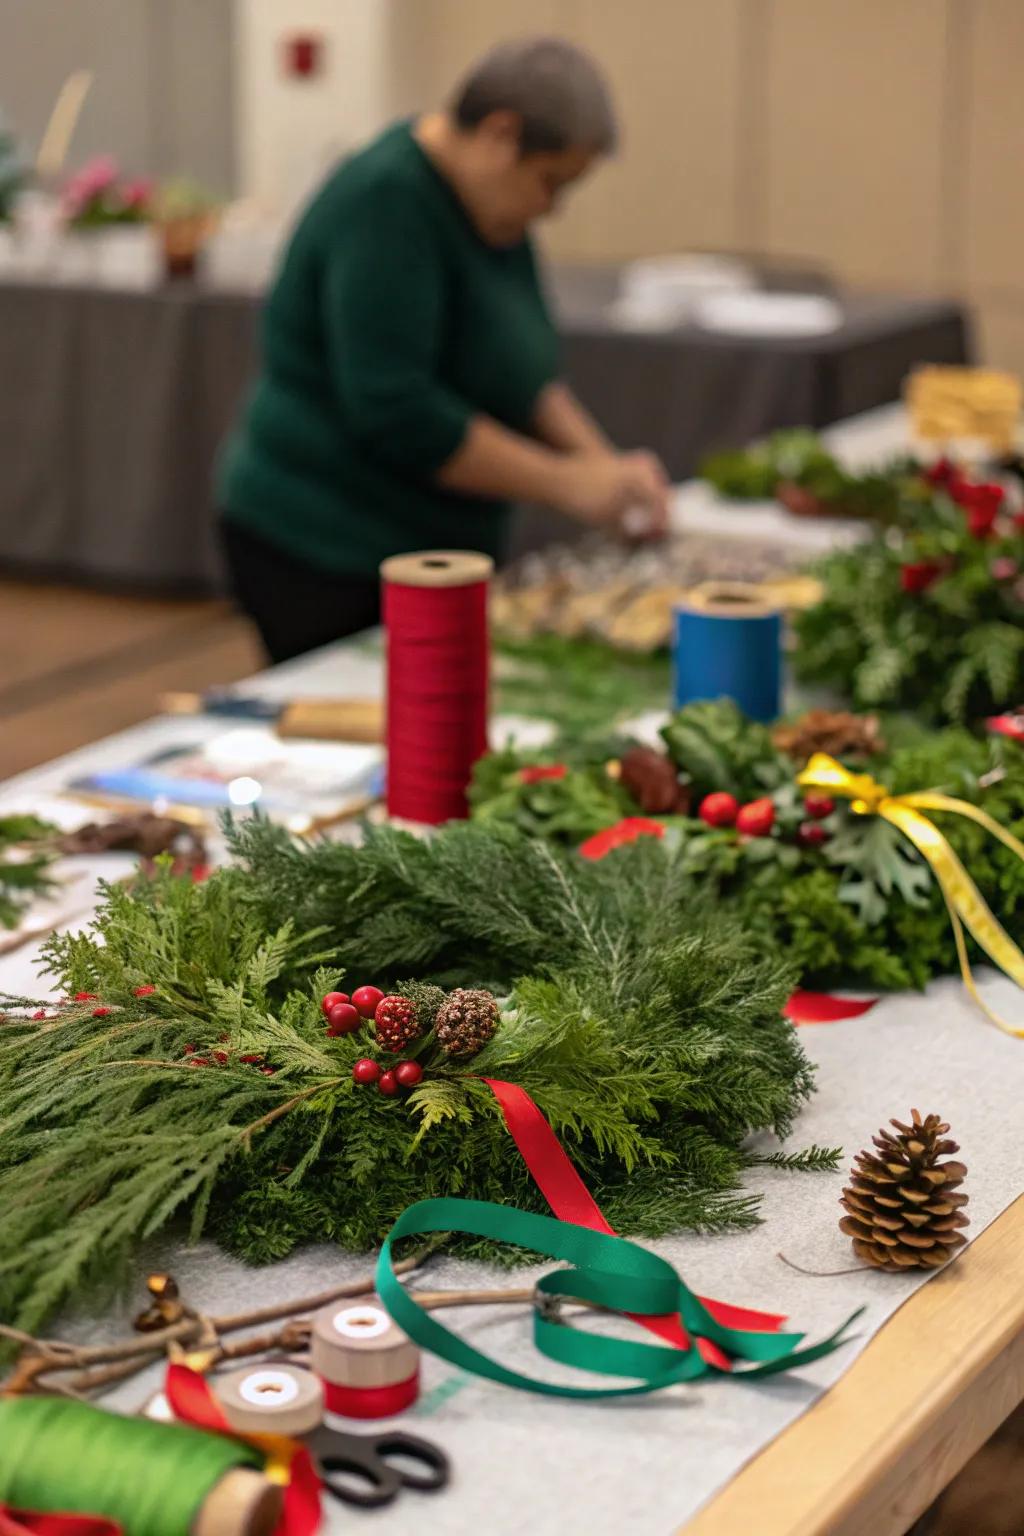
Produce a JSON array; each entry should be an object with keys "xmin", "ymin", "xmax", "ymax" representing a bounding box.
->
[{"xmin": 0, "ymin": 579, "xmax": 261, "ymax": 781}]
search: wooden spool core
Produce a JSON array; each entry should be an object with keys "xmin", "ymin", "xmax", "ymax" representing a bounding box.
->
[
  {"xmin": 192, "ymin": 1468, "xmax": 282, "ymax": 1536},
  {"xmin": 311, "ymin": 1299, "xmax": 419, "ymax": 1388},
  {"xmin": 676, "ymin": 580, "xmax": 781, "ymax": 620},
  {"xmin": 380, "ymin": 550, "xmax": 494, "ymax": 589},
  {"xmin": 212, "ymin": 1363, "xmax": 324, "ymax": 1437}
]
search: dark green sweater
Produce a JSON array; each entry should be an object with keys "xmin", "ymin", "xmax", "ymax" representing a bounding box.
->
[{"xmin": 220, "ymin": 122, "xmax": 560, "ymax": 576}]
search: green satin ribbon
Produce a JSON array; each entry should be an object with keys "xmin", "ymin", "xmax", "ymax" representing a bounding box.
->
[{"xmin": 376, "ymin": 1197, "xmax": 862, "ymax": 1397}]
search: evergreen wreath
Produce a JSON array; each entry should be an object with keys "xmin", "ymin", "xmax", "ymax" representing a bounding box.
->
[
  {"xmin": 793, "ymin": 463, "xmax": 1024, "ymax": 722},
  {"xmin": 469, "ymin": 702, "xmax": 1024, "ymax": 992},
  {"xmin": 0, "ymin": 819, "xmax": 835, "ymax": 1337},
  {"xmin": 700, "ymin": 427, "xmax": 911, "ymax": 521}
]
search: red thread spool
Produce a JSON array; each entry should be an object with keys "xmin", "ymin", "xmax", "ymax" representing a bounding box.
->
[
  {"xmin": 381, "ymin": 551, "xmax": 493, "ymax": 824},
  {"xmin": 311, "ymin": 1301, "xmax": 420, "ymax": 1420}
]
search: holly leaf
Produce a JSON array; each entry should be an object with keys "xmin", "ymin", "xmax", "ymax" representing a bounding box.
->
[
  {"xmin": 826, "ymin": 816, "xmax": 933, "ymax": 925},
  {"xmin": 661, "ymin": 700, "xmax": 785, "ymax": 799},
  {"xmin": 835, "ymin": 875, "xmax": 889, "ymax": 926}
]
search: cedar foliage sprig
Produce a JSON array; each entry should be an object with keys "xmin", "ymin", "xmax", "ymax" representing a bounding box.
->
[
  {"xmin": 1, "ymin": 822, "xmax": 826, "ymax": 1333},
  {"xmin": 0, "ymin": 815, "xmax": 58, "ymax": 929}
]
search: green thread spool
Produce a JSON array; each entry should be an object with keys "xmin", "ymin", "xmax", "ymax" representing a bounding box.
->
[{"xmin": 0, "ymin": 1398, "xmax": 281, "ymax": 1536}]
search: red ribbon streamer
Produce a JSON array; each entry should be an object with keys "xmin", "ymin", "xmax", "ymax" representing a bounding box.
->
[
  {"xmin": 577, "ymin": 817, "xmax": 666, "ymax": 861},
  {"xmin": 165, "ymin": 1365, "xmax": 321, "ymax": 1536},
  {"xmin": 0, "ymin": 1514, "xmax": 121, "ymax": 1536},
  {"xmin": 481, "ymin": 1078, "xmax": 785, "ymax": 1370},
  {"xmin": 784, "ymin": 990, "xmax": 878, "ymax": 1025},
  {"xmin": 987, "ymin": 713, "xmax": 1024, "ymax": 744}
]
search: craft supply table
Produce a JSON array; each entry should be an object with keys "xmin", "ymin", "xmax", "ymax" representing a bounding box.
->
[
  {"xmin": 0, "ymin": 268, "xmax": 965, "ymax": 590},
  {"xmin": 2, "ymin": 407, "xmax": 1021, "ymax": 1536},
  {"xmin": 4, "ymin": 722, "xmax": 1024, "ymax": 1536}
]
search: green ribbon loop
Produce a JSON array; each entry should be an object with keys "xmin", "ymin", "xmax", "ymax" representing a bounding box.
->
[{"xmin": 375, "ymin": 1197, "xmax": 862, "ymax": 1398}]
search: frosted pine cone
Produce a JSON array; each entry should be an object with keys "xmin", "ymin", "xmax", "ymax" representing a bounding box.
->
[
  {"xmin": 373, "ymin": 995, "xmax": 421, "ymax": 1053},
  {"xmin": 396, "ymin": 981, "xmax": 446, "ymax": 1033},
  {"xmin": 435, "ymin": 989, "xmax": 499, "ymax": 1059}
]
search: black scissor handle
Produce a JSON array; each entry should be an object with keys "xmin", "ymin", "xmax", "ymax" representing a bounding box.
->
[
  {"xmin": 307, "ymin": 1425, "xmax": 450, "ymax": 1509},
  {"xmin": 315, "ymin": 1448, "xmax": 401, "ymax": 1509},
  {"xmin": 372, "ymin": 1430, "xmax": 451, "ymax": 1493}
]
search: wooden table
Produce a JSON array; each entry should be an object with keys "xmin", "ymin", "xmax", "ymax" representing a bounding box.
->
[{"xmin": 685, "ymin": 1197, "xmax": 1024, "ymax": 1535}]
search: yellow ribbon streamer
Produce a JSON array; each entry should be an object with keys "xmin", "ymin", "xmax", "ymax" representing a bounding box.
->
[{"xmin": 797, "ymin": 753, "xmax": 1024, "ymax": 1037}]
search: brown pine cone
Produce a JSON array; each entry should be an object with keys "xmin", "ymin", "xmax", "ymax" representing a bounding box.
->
[
  {"xmin": 435, "ymin": 989, "xmax": 499, "ymax": 1059},
  {"xmin": 772, "ymin": 708, "xmax": 886, "ymax": 766},
  {"xmin": 839, "ymin": 1109, "xmax": 969, "ymax": 1271},
  {"xmin": 618, "ymin": 746, "xmax": 691, "ymax": 816}
]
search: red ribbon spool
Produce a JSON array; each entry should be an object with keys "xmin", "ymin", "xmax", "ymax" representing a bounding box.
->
[
  {"xmin": 381, "ymin": 551, "xmax": 492, "ymax": 825},
  {"xmin": 321, "ymin": 1373, "xmax": 420, "ymax": 1420}
]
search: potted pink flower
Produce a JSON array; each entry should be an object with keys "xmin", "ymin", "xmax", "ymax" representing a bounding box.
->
[{"xmin": 58, "ymin": 157, "xmax": 160, "ymax": 287}]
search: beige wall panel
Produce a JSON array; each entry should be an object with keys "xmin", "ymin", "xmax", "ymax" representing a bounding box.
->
[
  {"xmin": 963, "ymin": 0, "xmax": 1024, "ymax": 295},
  {"xmin": 569, "ymin": 0, "xmax": 744, "ymax": 260},
  {"xmin": 972, "ymin": 302, "xmax": 1024, "ymax": 380},
  {"xmin": 760, "ymin": 0, "xmax": 949, "ymax": 287},
  {"xmin": 415, "ymin": 0, "xmax": 579, "ymax": 92}
]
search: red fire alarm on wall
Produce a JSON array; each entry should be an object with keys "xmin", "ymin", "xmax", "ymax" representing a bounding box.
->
[{"xmin": 284, "ymin": 34, "xmax": 323, "ymax": 78}]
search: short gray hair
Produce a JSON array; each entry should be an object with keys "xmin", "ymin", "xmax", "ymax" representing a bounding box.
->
[{"xmin": 452, "ymin": 37, "xmax": 618, "ymax": 156}]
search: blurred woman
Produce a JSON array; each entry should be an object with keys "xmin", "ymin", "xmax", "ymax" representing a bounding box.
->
[{"xmin": 220, "ymin": 36, "xmax": 669, "ymax": 663}]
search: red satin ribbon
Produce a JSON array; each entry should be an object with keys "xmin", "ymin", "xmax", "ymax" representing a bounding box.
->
[
  {"xmin": 987, "ymin": 713, "xmax": 1024, "ymax": 744},
  {"xmin": 577, "ymin": 818, "xmax": 666, "ymax": 861},
  {"xmin": 322, "ymin": 1373, "xmax": 419, "ymax": 1419},
  {"xmin": 0, "ymin": 1514, "xmax": 121, "ymax": 1536},
  {"xmin": 784, "ymin": 990, "xmax": 878, "ymax": 1025},
  {"xmin": 481, "ymin": 1078, "xmax": 785, "ymax": 1371},
  {"xmin": 165, "ymin": 1364, "xmax": 321, "ymax": 1536}
]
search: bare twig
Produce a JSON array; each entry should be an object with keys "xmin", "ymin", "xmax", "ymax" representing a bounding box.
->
[
  {"xmin": 1, "ymin": 1246, "xmax": 435, "ymax": 1394},
  {"xmin": 777, "ymin": 1251, "xmax": 867, "ymax": 1278},
  {"xmin": 206, "ymin": 1245, "xmax": 432, "ymax": 1332},
  {"xmin": 60, "ymin": 1356, "xmax": 165, "ymax": 1396},
  {"xmin": 410, "ymin": 1287, "xmax": 535, "ymax": 1310},
  {"xmin": 238, "ymin": 1081, "xmax": 343, "ymax": 1144},
  {"xmin": 0, "ymin": 1325, "xmax": 76, "ymax": 1357}
]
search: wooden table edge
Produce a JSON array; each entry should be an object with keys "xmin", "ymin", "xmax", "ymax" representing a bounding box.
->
[{"xmin": 680, "ymin": 1193, "xmax": 1024, "ymax": 1536}]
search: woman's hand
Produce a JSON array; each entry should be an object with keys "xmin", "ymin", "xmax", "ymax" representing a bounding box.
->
[{"xmin": 557, "ymin": 450, "xmax": 671, "ymax": 539}]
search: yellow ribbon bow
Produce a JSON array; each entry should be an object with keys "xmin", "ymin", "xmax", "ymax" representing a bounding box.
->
[{"xmin": 797, "ymin": 753, "xmax": 1024, "ymax": 1037}]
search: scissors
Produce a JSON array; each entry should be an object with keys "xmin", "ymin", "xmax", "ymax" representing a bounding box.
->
[{"xmin": 305, "ymin": 1423, "xmax": 451, "ymax": 1509}]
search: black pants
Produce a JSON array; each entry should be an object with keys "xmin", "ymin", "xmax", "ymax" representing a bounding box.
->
[{"xmin": 221, "ymin": 521, "xmax": 381, "ymax": 665}]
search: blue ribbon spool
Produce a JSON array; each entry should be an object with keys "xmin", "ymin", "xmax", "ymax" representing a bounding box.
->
[{"xmin": 673, "ymin": 583, "xmax": 782, "ymax": 722}]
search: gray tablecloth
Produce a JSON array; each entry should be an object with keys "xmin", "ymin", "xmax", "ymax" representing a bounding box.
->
[{"xmin": 0, "ymin": 272, "xmax": 968, "ymax": 591}]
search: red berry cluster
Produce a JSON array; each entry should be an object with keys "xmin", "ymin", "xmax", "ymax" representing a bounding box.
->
[
  {"xmin": 181, "ymin": 1036, "xmax": 276, "ymax": 1076},
  {"xmin": 797, "ymin": 792, "xmax": 834, "ymax": 848},
  {"xmin": 322, "ymin": 985, "xmax": 384, "ymax": 1036},
  {"xmin": 698, "ymin": 792, "xmax": 775, "ymax": 838},
  {"xmin": 352, "ymin": 1057, "xmax": 423, "ymax": 1096},
  {"xmin": 698, "ymin": 790, "xmax": 838, "ymax": 850},
  {"xmin": 321, "ymin": 985, "xmax": 425, "ymax": 1097},
  {"xmin": 46, "ymin": 984, "xmax": 162, "ymax": 1022}
]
